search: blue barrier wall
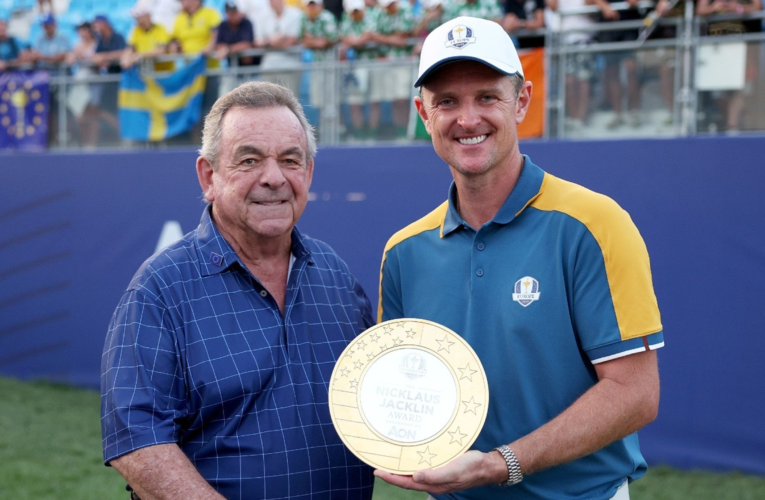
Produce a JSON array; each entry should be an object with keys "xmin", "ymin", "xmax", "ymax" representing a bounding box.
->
[{"xmin": 2, "ymin": 137, "xmax": 764, "ymax": 475}]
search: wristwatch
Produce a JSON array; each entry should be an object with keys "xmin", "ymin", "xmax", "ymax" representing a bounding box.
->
[{"xmin": 494, "ymin": 444, "xmax": 523, "ymax": 487}]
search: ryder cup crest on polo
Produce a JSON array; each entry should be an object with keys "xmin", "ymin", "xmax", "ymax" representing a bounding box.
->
[
  {"xmin": 414, "ymin": 16, "xmax": 524, "ymax": 87},
  {"xmin": 512, "ymin": 276, "xmax": 540, "ymax": 307}
]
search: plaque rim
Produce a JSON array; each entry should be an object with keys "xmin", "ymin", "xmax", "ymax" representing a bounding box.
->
[{"xmin": 328, "ymin": 318, "xmax": 489, "ymax": 474}]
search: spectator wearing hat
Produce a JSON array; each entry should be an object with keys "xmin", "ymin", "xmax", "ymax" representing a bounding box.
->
[
  {"xmin": 301, "ymin": 0, "xmax": 339, "ymax": 112},
  {"xmin": 215, "ymin": 2, "xmax": 256, "ymax": 66},
  {"xmin": 257, "ymin": 0, "xmax": 303, "ymax": 96},
  {"xmin": 444, "ymin": 0, "xmax": 502, "ymax": 23},
  {"xmin": 122, "ymin": 6, "xmax": 172, "ymax": 71},
  {"xmin": 0, "ymin": 19, "xmax": 22, "ymax": 72},
  {"xmin": 412, "ymin": 0, "xmax": 444, "ymax": 55},
  {"xmin": 339, "ymin": 0, "xmax": 378, "ymax": 138},
  {"xmin": 29, "ymin": 14, "xmax": 71, "ymax": 71},
  {"xmin": 369, "ymin": 0, "xmax": 415, "ymax": 138}
]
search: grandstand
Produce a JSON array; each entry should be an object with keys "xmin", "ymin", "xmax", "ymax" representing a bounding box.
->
[{"xmin": 0, "ymin": 0, "xmax": 763, "ymax": 147}]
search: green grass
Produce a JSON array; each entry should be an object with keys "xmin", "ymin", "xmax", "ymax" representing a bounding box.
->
[{"xmin": 1, "ymin": 376, "xmax": 764, "ymax": 499}]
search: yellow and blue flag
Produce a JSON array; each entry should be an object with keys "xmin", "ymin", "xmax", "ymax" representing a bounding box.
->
[
  {"xmin": 118, "ymin": 56, "xmax": 207, "ymax": 141},
  {"xmin": 0, "ymin": 71, "xmax": 50, "ymax": 150}
]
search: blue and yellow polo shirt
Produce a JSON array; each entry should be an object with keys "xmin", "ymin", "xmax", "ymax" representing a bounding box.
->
[{"xmin": 378, "ymin": 156, "xmax": 663, "ymax": 500}]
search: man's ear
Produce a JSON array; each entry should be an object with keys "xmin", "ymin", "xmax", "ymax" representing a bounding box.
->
[
  {"xmin": 515, "ymin": 81, "xmax": 533, "ymax": 124},
  {"xmin": 414, "ymin": 96, "xmax": 432, "ymax": 136},
  {"xmin": 196, "ymin": 156, "xmax": 216, "ymax": 203}
]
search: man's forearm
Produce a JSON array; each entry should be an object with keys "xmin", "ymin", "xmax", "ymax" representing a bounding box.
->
[
  {"xmin": 511, "ymin": 351, "xmax": 659, "ymax": 475},
  {"xmin": 110, "ymin": 443, "xmax": 225, "ymax": 500}
]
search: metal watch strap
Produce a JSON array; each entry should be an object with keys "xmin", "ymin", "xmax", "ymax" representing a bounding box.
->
[{"xmin": 494, "ymin": 444, "xmax": 523, "ymax": 487}]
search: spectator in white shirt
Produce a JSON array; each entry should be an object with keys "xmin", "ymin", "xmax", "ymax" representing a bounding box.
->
[{"xmin": 258, "ymin": 0, "xmax": 304, "ymax": 97}]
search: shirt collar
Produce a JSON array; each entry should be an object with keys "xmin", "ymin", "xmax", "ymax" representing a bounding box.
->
[
  {"xmin": 195, "ymin": 205, "xmax": 313, "ymax": 277},
  {"xmin": 441, "ymin": 155, "xmax": 545, "ymax": 237}
]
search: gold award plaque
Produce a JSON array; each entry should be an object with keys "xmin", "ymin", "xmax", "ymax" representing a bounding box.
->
[{"xmin": 328, "ymin": 318, "xmax": 489, "ymax": 474}]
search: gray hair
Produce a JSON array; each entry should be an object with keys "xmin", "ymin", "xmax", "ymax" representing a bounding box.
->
[
  {"xmin": 199, "ymin": 81, "xmax": 317, "ymax": 170},
  {"xmin": 509, "ymin": 73, "xmax": 524, "ymax": 98}
]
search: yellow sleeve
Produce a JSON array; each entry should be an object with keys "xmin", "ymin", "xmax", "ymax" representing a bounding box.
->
[{"xmin": 206, "ymin": 8, "xmax": 222, "ymax": 30}]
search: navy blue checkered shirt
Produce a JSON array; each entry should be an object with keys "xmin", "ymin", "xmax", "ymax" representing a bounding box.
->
[{"xmin": 101, "ymin": 207, "xmax": 375, "ymax": 499}]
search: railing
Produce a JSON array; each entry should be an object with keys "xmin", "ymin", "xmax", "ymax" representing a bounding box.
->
[{"xmin": 3, "ymin": 5, "xmax": 765, "ymax": 149}]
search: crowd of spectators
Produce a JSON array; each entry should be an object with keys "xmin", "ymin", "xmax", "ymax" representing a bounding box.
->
[{"xmin": 0, "ymin": 0, "xmax": 763, "ymax": 142}]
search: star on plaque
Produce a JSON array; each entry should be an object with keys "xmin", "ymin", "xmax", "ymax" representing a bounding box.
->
[
  {"xmin": 370, "ymin": 332, "xmax": 380, "ymax": 343},
  {"xmin": 367, "ymin": 353, "xmax": 375, "ymax": 362},
  {"xmin": 405, "ymin": 327, "xmax": 417, "ymax": 339},
  {"xmin": 353, "ymin": 360, "xmax": 364, "ymax": 370},
  {"xmin": 349, "ymin": 379, "xmax": 358, "ymax": 389},
  {"xmin": 436, "ymin": 335, "xmax": 455, "ymax": 353},
  {"xmin": 345, "ymin": 348, "xmax": 355, "ymax": 358},
  {"xmin": 417, "ymin": 446, "xmax": 438, "ymax": 465},
  {"xmin": 393, "ymin": 337, "xmax": 403, "ymax": 346},
  {"xmin": 458, "ymin": 363, "xmax": 478, "ymax": 381},
  {"xmin": 339, "ymin": 367, "xmax": 350, "ymax": 378},
  {"xmin": 383, "ymin": 325, "xmax": 394, "ymax": 335},
  {"xmin": 379, "ymin": 343, "xmax": 388, "ymax": 353},
  {"xmin": 448, "ymin": 427, "xmax": 468, "ymax": 445},
  {"xmin": 462, "ymin": 396, "xmax": 481, "ymax": 414},
  {"xmin": 356, "ymin": 339, "xmax": 367, "ymax": 349}
]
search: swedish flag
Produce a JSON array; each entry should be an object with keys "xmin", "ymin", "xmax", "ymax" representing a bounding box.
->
[{"xmin": 119, "ymin": 56, "xmax": 207, "ymax": 141}]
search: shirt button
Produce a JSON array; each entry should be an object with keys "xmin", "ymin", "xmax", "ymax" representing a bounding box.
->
[
  {"xmin": 260, "ymin": 290, "xmax": 268, "ymax": 297},
  {"xmin": 476, "ymin": 268, "xmax": 484, "ymax": 277},
  {"xmin": 476, "ymin": 242, "xmax": 485, "ymax": 251}
]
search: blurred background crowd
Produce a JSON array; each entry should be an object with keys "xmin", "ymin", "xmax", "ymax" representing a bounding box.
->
[{"xmin": 0, "ymin": 0, "xmax": 763, "ymax": 148}]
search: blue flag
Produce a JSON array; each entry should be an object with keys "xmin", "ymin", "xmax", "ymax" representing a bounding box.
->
[
  {"xmin": 0, "ymin": 71, "xmax": 50, "ymax": 150},
  {"xmin": 119, "ymin": 56, "xmax": 207, "ymax": 141}
]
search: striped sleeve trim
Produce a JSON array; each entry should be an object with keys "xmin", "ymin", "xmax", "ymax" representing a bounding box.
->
[{"xmin": 588, "ymin": 331, "xmax": 665, "ymax": 364}]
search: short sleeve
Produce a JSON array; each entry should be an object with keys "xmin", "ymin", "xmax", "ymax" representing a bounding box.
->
[
  {"xmin": 100, "ymin": 289, "xmax": 187, "ymax": 464},
  {"xmin": 206, "ymin": 9, "xmax": 222, "ymax": 29},
  {"xmin": 572, "ymin": 214, "xmax": 664, "ymax": 364},
  {"xmin": 379, "ymin": 246, "xmax": 404, "ymax": 322}
]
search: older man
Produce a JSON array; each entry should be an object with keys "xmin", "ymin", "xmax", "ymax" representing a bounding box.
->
[
  {"xmin": 101, "ymin": 82, "xmax": 375, "ymax": 500},
  {"xmin": 376, "ymin": 17, "xmax": 663, "ymax": 500}
]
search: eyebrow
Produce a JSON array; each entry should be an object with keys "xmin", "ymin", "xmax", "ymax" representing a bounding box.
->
[
  {"xmin": 232, "ymin": 145, "xmax": 305, "ymax": 161},
  {"xmin": 232, "ymin": 145, "xmax": 264, "ymax": 159}
]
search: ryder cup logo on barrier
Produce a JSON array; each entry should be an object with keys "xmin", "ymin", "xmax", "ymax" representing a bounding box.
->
[
  {"xmin": 512, "ymin": 276, "xmax": 541, "ymax": 307},
  {"xmin": 445, "ymin": 25, "xmax": 476, "ymax": 49}
]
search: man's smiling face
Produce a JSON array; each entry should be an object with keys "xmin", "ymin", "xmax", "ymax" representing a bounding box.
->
[
  {"xmin": 416, "ymin": 61, "xmax": 524, "ymax": 180},
  {"xmin": 201, "ymin": 105, "xmax": 313, "ymax": 245}
]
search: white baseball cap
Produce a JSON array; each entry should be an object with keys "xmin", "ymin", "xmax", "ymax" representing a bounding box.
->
[
  {"xmin": 377, "ymin": 0, "xmax": 398, "ymax": 7},
  {"xmin": 343, "ymin": 0, "xmax": 364, "ymax": 13},
  {"xmin": 422, "ymin": 0, "xmax": 444, "ymax": 9},
  {"xmin": 414, "ymin": 16, "xmax": 524, "ymax": 88}
]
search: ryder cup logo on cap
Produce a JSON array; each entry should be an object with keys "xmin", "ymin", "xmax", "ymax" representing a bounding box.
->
[
  {"xmin": 445, "ymin": 25, "xmax": 475, "ymax": 49},
  {"xmin": 414, "ymin": 16, "xmax": 524, "ymax": 87},
  {"xmin": 512, "ymin": 276, "xmax": 540, "ymax": 307}
]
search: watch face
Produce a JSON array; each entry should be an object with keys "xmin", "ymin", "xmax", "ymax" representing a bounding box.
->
[{"xmin": 328, "ymin": 318, "xmax": 489, "ymax": 474}]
